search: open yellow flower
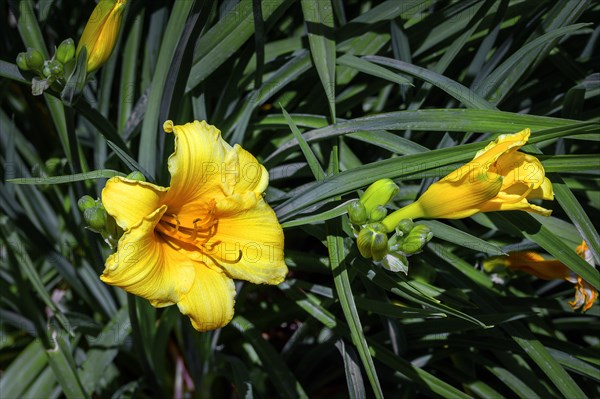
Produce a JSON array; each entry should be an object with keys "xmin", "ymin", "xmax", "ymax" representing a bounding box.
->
[
  {"xmin": 101, "ymin": 120, "xmax": 287, "ymax": 331},
  {"xmin": 484, "ymin": 241, "xmax": 597, "ymax": 311},
  {"xmin": 76, "ymin": 0, "xmax": 127, "ymax": 72},
  {"xmin": 382, "ymin": 129, "xmax": 554, "ymax": 232}
]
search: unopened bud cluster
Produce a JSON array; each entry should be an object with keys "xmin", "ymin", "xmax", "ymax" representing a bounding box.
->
[
  {"xmin": 16, "ymin": 39, "xmax": 76, "ymax": 96},
  {"xmin": 348, "ymin": 179, "xmax": 433, "ymax": 273}
]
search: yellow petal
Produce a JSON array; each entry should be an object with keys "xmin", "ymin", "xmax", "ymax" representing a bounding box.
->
[
  {"xmin": 225, "ymin": 144, "xmax": 269, "ymax": 195},
  {"xmin": 504, "ymin": 252, "xmax": 569, "ymax": 280},
  {"xmin": 101, "ymin": 205, "xmax": 196, "ymax": 307},
  {"xmin": 206, "ymin": 193, "xmax": 287, "ymax": 285},
  {"xmin": 102, "ymin": 176, "xmax": 168, "ymax": 231},
  {"xmin": 494, "ymin": 152, "xmax": 546, "ymax": 190},
  {"xmin": 473, "ymin": 129, "xmax": 530, "ymax": 164},
  {"xmin": 528, "ymin": 177, "xmax": 554, "ymax": 200},
  {"xmin": 417, "ymin": 170, "xmax": 503, "ymax": 219},
  {"xmin": 478, "ymin": 196, "xmax": 552, "ymax": 216},
  {"xmin": 162, "ymin": 120, "xmax": 231, "ymax": 211},
  {"xmin": 176, "ymin": 265, "xmax": 236, "ymax": 331}
]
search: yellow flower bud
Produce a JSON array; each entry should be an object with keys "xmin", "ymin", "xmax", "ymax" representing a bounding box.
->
[
  {"xmin": 357, "ymin": 223, "xmax": 388, "ymax": 261},
  {"xmin": 76, "ymin": 0, "xmax": 127, "ymax": 73},
  {"xmin": 360, "ymin": 178, "xmax": 399, "ymax": 220},
  {"xmin": 381, "ymin": 129, "xmax": 554, "ymax": 233}
]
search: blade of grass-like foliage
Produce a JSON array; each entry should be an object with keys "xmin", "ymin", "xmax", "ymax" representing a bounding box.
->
[
  {"xmin": 118, "ymin": 11, "xmax": 144, "ymax": 134},
  {"xmin": 540, "ymin": 155, "xmax": 600, "ymax": 173},
  {"xmin": 494, "ymin": 213, "xmax": 600, "ymax": 290},
  {"xmin": 365, "ymin": 56, "xmax": 496, "ymax": 110},
  {"xmin": 546, "ymin": 347, "xmax": 600, "ymax": 382},
  {"xmin": 353, "ymin": 258, "xmax": 486, "ymax": 326},
  {"xmin": 477, "ymin": 23, "xmax": 591, "ymax": 104},
  {"xmin": 79, "ymin": 307, "xmax": 130, "ymax": 395},
  {"xmin": 127, "ymin": 295, "xmax": 164, "ymax": 395},
  {"xmin": 419, "ymin": 220, "xmax": 505, "ymax": 256},
  {"xmin": 0, "ymin": 340, "xmax": 48, "ymax": 398},
  {"xmin": 24, "ymin": 366, "xmax": 57, "ymax": 399},
  {"xmin": 217, "ymin": 354, "xmax": 254, "ymax": 399},
  {"xmin": 280, "ymin": 279, "xmax": 472, "ymax": 398},
  {"xmin": 551, "ymin": 174, "xmax": 600, "ymax": 265},
  {"xmin": 231, "ymin": 315, "xmax": 308, "ymax": 399},
  {"xmin": 337, "ymin": 54, "xmax": 412, "ymax": 86},
  {"xmin": 301, "ymin": 0, "xmax": 336, "ymax": 121},
  {"xmin": 282, "ymin": 108, "xmax": 325, "ymax": 180},
  {"xmin": 503, "ymin": 322, "xmax": 587, "ymax": 399},
  {"xmin": 485, "ymin": 364, "xmax": 541, "ymax": 399},
  {"xmin": 46, "ymin": 333, "xmax": 89, "ymax": 399},
  {"xmin": 334, "ymin": 339, "xmax": 366, "ymax": 399},
  {"xmin": 281, "ymin": 200, "xmax": 351, "ymax": 228},
  {"xmin": 407, "ymin": 0, "xmax": 495, "ymax": 110},
  {"xmin": 221, "ymin": 50, "xmax": 312, "ymax": 136},
  {"xmin": 326, "ymin": 221, "xmax": 383, "ymax": 398},
  {"xmin": 267, "ymin": 109, "xmax": 582, "ymax": 160},
  {"xmin": 139, "ymin": 0, "xmax": 195, "ymax": 174},
  {"xmin": 186, "ymin": 0, "xmax": 289, "ymax": 91},
  {"xmin": 7, "ymin": 230, "xmax": 70, "ymax": 332},
  {"xmin": 8, "ymin": 170, "xmax": 125, "ymax": 184},
  {"xmin": 429, "ymin": 248, "xmax": 589, "ymax": 398},
  {"xmin": 348, "ymin": 130, "xmax": 428, "ymax": 155},
  {"xmin": 0, "ymin": 60, "xmax": 29, "ymax": 84}
]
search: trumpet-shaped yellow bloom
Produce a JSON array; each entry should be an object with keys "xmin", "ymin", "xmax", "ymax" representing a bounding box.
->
[
  {"xmin": 101, "ymin": 120, "xmax": 287, "ymax": 331},
  {"xmin": 484, "ymin": 241, "xmax": 597, "ymax": 311},
  {"xmin": 382, "ymin": 129, "xmax": 554, "ymax": 232},
  {"xmin": 76, "ymin": 0, "xmax": 127, "ymax": 72}
]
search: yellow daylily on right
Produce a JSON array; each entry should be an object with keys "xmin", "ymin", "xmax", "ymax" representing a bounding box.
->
[
  {"xmin": 484, "ymin": 241, "xmax": 598, "ymax": 312},
  {"xmin": 382, "ymin": 129, "xmax": 554, "ymax": 232}
]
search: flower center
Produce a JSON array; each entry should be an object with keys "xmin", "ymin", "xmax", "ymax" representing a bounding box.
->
[{"xmin": 155, "ymin": 200, "xmax": 242, "ymax": 265}]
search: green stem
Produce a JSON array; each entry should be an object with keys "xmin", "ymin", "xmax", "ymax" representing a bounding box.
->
[{"xmin": 381, "ymin": 201, "xmax": 424, "ymax": 233}]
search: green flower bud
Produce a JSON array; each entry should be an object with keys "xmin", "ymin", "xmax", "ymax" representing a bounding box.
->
[
  {"xmin": 398, "ymin": 224, "xmax": 433, "ymax": 254},
  {"xmin": 84, "ymin": 205, "xmax": 107, "ymax": 232},
  {"xmin": 17, "ymin": 53, "xmax": 29, "ymax": 71},
  {"xmin": 369, "ymin": 205, "xmax": 388, "ymax": 222},
  {"xmin": 357, "ymin": 223, "xmax": 388, "ymax": 261},
  {"xmin": 360, "ymin": 178, "xmax": 399, "ymax": 218},
  {"xmin": 42, "ymin": 64, "xmax": 52, "ymax": 77},
  {"xmin": 396, "ymin": 219, "xmax": 414, "ymax": 236},
  {"xmin": 25, "ymin": 48, "xmax": 44, "ymax": 69},
  {"xmin": 78, "ymin": 195, "xmax": 97, "ymax": 212},
  {"xmin": 126, "ymin": 171, "xmax": 146, "ymax": 182},
  {"xmin": 48, "ymin": 59, "xmax": 63, "ymax": 76},
  {"xmin": 380, "ymin": 252, "xmax": 408, "ymax": 273},
  {"xmin": 45, "ymin": 158, "xmax": 64, "ymax": 175},
  {"xmin": 56, "ymin": 38, "xmax": 75, "ymax": 64},
  {"xmin": 348, "ymin": 200, "xmax": 367, "ymax": 225}
]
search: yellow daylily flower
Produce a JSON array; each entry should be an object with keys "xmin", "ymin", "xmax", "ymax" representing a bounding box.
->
[
  {"xmin": 484, "ymin": 241, "xmax": 597, "ymax": 312},
  {"xmin": 76, "ymin": 0, "xmax": 127, "ymax": 73},
  {"xmin": 382, "ymin": 129, "xmax": 554, "ymax": 232},
  {"xmin": 101, "ymin": 120, "xmax": 288, "ymax": 331}
]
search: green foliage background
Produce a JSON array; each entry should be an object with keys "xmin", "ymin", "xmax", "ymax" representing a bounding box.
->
[{"xmin": 1, "ymin": 0, "xmax": 599, "ymax": 398}]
